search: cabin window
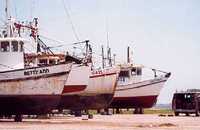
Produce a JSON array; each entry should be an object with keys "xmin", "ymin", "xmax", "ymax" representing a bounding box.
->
[
  {"xmin": 119, "ymin": 70, "xmax": 130, "ymax": 82},
  {"xmin": 119, "ymin": 71, "xmax": 129, "ymax": 77},
  {"xmin": 132, "ymin": 67, "xmax": 142, "ymax": 75},
  {"xmin": 49, "ymin": 59, "xmax": 56, "ymax": 65},
  {"xmin": 19, "ymin": 41, "xmax": 24, "ymax": 52},
  {"xmin": 131, "ymin": 68, "xmax": 137, "ymax": 75},
  {"xmin": 1, "ymin": 41, "xmax": 10, "ymax": 52},
  {"xmin": 136, "ymin": 68, "xmax": 142, "ymax": 75},
  {"xmin": 39, "ymin": 59, "xmax": 48, "ymax": 65},
  {"xmin": 11, "ymin": 41, "xmax": 18, "ymax": 52}
]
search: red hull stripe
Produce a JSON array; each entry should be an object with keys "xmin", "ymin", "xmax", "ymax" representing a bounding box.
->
[
  {"xmin": 62, "ymin": 85, "xmax": 87, "ymax": 93},
  {"xmin": 111, "ymin": 95, "xmax": 158, "ymax": 108},
  {"xmin": 90, "ymin": 72, "xmax": 117, "ymax": 78}
]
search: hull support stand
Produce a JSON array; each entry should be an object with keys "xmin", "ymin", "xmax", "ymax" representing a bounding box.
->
[
  {"xmin": 14, "ymin": 115, "xmax": 22, "ymax": 122},
  {"xmin": 134, "ymin": 108, "xmax": 144, "ymax": 114}
]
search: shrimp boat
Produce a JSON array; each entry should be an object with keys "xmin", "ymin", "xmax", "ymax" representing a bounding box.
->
[
  {"xmin": 59, "ymin": 63, "xmax": 119, "ymax": 111},
  {"xmin": 0, "ymin": 1, "xmax": 71, "ymax": 121},
  {"xmin": 25, "ymin": 43, "xmax": 119, "ymax": 112},
  {"xmin": 58, "ymin": 41, "xmax": 119, "ymax": 111},
  {"xmin": 109, "ymin": 47, "xmax": 171, "ymax": 114}
]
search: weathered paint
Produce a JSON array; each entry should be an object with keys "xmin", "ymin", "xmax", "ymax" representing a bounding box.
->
[
  {"xmin": 59, "ymin": 94, "xmax": 114, "ymax": 110},
  {"xmin": 0, "ymin": 63, "xmax": 71, "ymax": 95},
  {"xmin": 62, "ymin": 85, "xmax": 87, "ymax": 93},
  {"xmin": 0, "ymin": 63, "xmax": 72, "ymax": 115},
  {"xmin": 0, "ymin": 95, "xmax": 60, "ymax": 115},
  {"xmin": 59, "ymin": 64, "xmax": 119, "ymax": 110}
]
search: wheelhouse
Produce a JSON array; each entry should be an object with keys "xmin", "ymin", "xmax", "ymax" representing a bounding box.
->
[
  {"xmin": 0, "ymin": 38, "xmax": 24, "ymax": 53},
  {"xmin": 118, "ymin": 64, "xmax": 143, "ymax": 82},
  {"xmin": 0, "ymin": 37, "xmax": 25, "ymax": 71}
]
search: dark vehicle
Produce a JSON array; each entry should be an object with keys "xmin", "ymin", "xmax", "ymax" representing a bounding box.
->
[{"xmin": 172, "ymin": 90, "xmax": 200, "ymax": 116}]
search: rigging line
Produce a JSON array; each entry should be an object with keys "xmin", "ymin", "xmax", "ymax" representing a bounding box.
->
[
  {"xmin": 39, "ymin": 35, "xmax": 75, "ymax": 48},
  {"xmin": 12, "ymin": 0, "xmax": 18, "ymax": 19},
  {"xmin": 40, "ymin": 35, "xmax": 90, "ymax": 49},
  {"xmin": 105, "ymin": 17, "xmax": 110, "ymax": 49},
  {"xmin": 39, "ymin": 35, "xmax": 69, "ymax": 44},
  {"xmin": 62, "ymin": 0, "xmax": 80, "ymax": 41},
  {"xmin": 30, "ymin": 0, "xmax": 35, "ymax": 20}
]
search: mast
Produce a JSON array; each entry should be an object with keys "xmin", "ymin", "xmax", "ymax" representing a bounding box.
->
[
  {"xmin": 107, "ymin": 47, "xmax": 112, "ymax": 67},
  {"xmin": 5, "ymin": 0, "xmax": 9, "ymax": 21},
  {"xmin": 113, "ymin": 54, "xmax": 116, "ymax": 65},
  {"xmin": 127, "ymin": 46, "xmax": 130, "ymax": 63},
  {"xmin": 105, "ymin": 18, "xmax": 112, "ymax": 67},
  {"xmin": 101, "ymin": 45, "xmax": 105, "ymax": 68},
  {"xmin": 5, "ymin": 0, "xmax": 10, "ymax": 37}
]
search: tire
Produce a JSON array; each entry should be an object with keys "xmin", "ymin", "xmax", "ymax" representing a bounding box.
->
[
  {"xmin": 88, "ymin": 114, "xmax": 93, "ymax": 119},
  {"xmin": 116, "ymin": 108, "xmax": 120, "ymax": 114},
  {"xmin": 175, "ymin": 112, "xmax": 179, "ymax": 116},
  {"xmin": 74, "ymin": 110, "xmax": 82, "ymax": 117},
  {"xmin": 196, "ymin": 111, "xmax": 199, "ymax": 117},
  {"xmin": 186, "ymin": 113, "xmax": 189, "ymax": 116},
  {"xmin": 139, "ymin": 108, "xmax": 144, "ymax": 114},
  {"xmin": 134, "ymin": 108, "xmax": 139, "ymax": 114}
]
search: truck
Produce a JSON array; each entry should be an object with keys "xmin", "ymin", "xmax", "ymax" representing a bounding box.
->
[{"xmin": 172, "ymin": 89, "xmax": 200, "ymax": 116}]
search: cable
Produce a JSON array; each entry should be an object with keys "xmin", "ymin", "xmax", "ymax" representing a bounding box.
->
[
  {"xmin": 30, "ymin": 0, "xmax": 35, "ymax": 20},
  {"xmin": 62, "ymin": 0, "xmax": 80, "ymax": 41},
  {"xmin": 12, "ymin": 0, "xmax": 18, "ymax": 19},
  {"xmin": 39, "ymin": 35, "xmax": 70, "ymax": 45}
]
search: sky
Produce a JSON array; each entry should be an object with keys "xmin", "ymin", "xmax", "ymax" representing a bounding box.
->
[{"xmin": 1, "ymin": 0, "xmax": 200, "ymax": 104}]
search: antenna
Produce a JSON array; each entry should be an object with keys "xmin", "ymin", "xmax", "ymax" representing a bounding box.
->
[
  {"xmin": 5, "ymin": 0, "xmax": 10, "ymax": 20},
  {"xmin": 105, "ymin": 18, "xmax": 112, "ymax": 67},
  {"xmin": 5, "ymin": 0, "xmax": 10, "ymax": 37},
  {"xmin": 127, "ymin": 46, "xmax": 130, "ymax": 63},
  {"xmin": 106, "ymin": 18, "xmax": 109, "ymax": 50},
  {"xmin": 101, "ymin": 45, "xmax": 105, "ymax": 68},
  {"xmin": 113, "ymin": 54, "xmax": 116, "ymax": 65}
]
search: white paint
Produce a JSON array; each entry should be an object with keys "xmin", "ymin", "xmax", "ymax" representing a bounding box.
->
[
  {"xmin": 0, "ymin": 63, "xmax": 72, "ymax": 95},
  {"xmin": 63, "ymin": 65, "xmax": 119, "ymax": 96},
  {"xmin": 0, "ymin": 37, "xmax": 25, "ymax": 71},
  {"xmin": 115, "ymin": 64, "xmax": 170, "ymax": 98},
  {"xmin": 115, "ymin": 77, "xmax": 168, "ymax": 98},
  {"xmin": 65, "ymin": 64, "xmax": 90, "ymax": 86}
]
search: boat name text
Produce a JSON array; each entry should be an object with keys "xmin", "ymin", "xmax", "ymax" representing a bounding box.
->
[{"xmin": 24, "ymin": 68, "xmax": 49, "ymax": 76}]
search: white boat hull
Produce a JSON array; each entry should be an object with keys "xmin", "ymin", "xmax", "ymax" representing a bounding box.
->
[
  {"xmin": 110, "ymin": 76, "xmax": 169, "ymax": 108},
  {"xmin": 0, "ymin": 63, "xmax": 71, "ymax": 115},
  {"xmin": 59, "ymin": 65, "xmax": 119, "ymax": 110}
]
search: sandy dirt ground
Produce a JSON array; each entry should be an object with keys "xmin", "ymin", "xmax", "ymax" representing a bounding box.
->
[{"xmin": 0, "ymin": 114, "xmax": 200, "ymax": 130}]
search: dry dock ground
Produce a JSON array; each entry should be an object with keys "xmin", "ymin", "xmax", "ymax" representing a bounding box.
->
[{"xmin": 0, "ymin": 114, "xmax": 200, "ymax": 130}]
